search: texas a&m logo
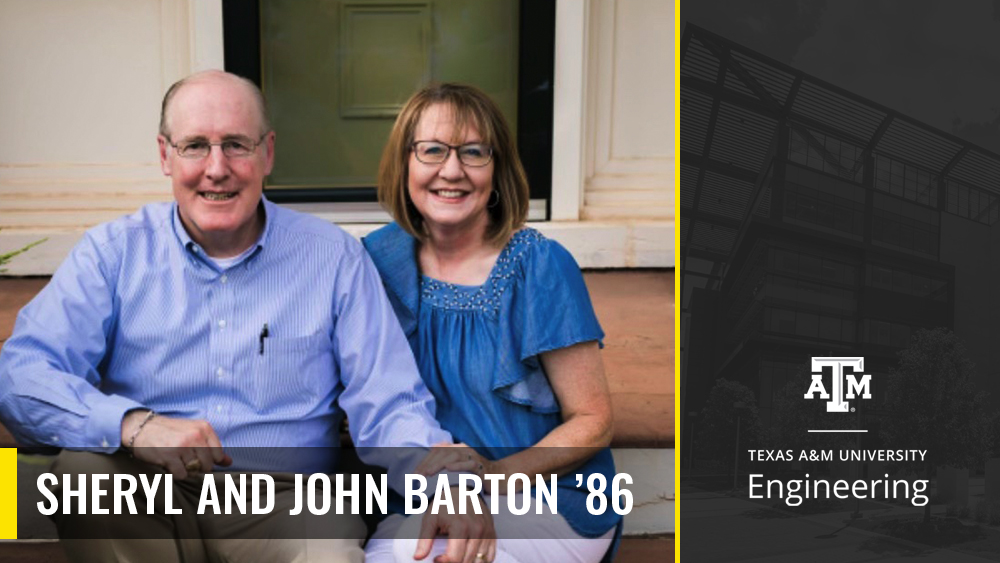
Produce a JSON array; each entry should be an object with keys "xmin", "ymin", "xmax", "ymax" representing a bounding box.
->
[{"xmin": 804, "ymin": 357, "xmax": 872, "ymax": 412}]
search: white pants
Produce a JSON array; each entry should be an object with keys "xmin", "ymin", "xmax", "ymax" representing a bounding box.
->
[{"xmin": 364, "ymin": 501, "xmax": 615, "ymax": 563}]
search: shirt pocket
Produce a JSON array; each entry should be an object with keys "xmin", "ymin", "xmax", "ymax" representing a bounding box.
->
[{"xmin": 253, "ymin": 331, "xmax": 334, "ymax": 414}]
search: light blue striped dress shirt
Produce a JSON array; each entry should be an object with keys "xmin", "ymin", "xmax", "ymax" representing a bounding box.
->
[{"xmin": 0, "ymin": 198, "xmax": 452, "ymax": 477}]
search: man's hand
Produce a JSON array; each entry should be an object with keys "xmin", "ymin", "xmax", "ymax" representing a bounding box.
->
[
  {"xmin": 414, "ymin": 488, "xmax": 496, "ymax": 563},
  {"xmin": 121, "ymin": 411, "xmax": 232, "ymax": 479}
]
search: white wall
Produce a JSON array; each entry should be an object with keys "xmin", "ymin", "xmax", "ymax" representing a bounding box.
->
[
  {"xmin": 0, "ymin": 0, "xmax": 221, "ymax": 273},
  {"xmin": 0, "ymin": 0, "xmax": 673, "ymax": 273},
  {"xmin": 1, "ymin": 2, "xmax": 160, "ymax": 164},
  {"xmin": 549, "ymin": 0, "xmax": 675, "ymax": 267},
  {"xmin": 583, "ymin": 0, "xmax": 673, "ymax": 221}
]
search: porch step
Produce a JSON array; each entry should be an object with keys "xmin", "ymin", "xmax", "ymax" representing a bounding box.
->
[{"xmin": 1, "ymin": 270, "xmax": 675, "ymax": 538}]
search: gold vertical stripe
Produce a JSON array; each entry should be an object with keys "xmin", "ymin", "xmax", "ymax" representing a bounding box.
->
[
  {"xmin": 674, "ymin": 0, "xmax": 682, "ymax": 557},
  {"xmin": 0, "ymin": 448, "xmax": 16, "ymax": 539}
]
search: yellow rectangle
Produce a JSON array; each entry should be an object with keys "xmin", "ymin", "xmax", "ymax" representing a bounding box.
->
[{"xmin": 0, "ymin": 448, "xmax": 15, "ymax": 539}]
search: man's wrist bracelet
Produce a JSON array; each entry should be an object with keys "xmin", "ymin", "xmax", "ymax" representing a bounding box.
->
[{"xmin": 126, "ymin": 410, "xmax": 157, "ymax": 450}]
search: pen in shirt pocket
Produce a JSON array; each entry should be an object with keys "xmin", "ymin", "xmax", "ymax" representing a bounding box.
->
[{"xmin": 259, "ymin": 323, "xmax": 269, "ymax": 355}]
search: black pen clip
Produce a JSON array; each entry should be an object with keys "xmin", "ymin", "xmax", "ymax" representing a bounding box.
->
[{"xmin": 259, "ymin": 323, "xmax": 269, "ymax": 355}]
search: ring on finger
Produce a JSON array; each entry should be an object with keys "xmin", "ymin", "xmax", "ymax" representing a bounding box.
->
[
  {"xmin": 475, "ymin": 554, "xmax": 486, "ymax": 562},
  {"xmin": 185, "ymin": 459, "xmax": 202, "ymax": 472}
]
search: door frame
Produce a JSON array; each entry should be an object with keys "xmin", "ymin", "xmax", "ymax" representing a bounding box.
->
[{"xmin": 222, "ymin": 0, "xmax": 555, "ymax": 212}]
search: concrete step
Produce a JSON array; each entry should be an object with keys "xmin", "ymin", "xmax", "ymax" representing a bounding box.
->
[{"xmin": 582, "ymin": 205, "xmax": 673, "ymax": 221}]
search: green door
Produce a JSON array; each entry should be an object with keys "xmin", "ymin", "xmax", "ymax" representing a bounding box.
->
[{"xmin": 261, "ymin": 0, "xmax": 519, "ymax": 190}]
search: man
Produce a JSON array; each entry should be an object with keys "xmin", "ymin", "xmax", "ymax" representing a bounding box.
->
[{"xmin": 0, "ymin": 70, "xmax": 492, "ymax": 563}]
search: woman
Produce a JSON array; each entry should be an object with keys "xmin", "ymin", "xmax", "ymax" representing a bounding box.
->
[{"xmin": 363, "ymin": 83, "xmax": 620, "ymax": 563}]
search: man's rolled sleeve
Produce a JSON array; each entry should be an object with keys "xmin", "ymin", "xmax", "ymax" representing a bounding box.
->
[{"xmin": 88, "ymin": 395, "xmax": 147, "ymax": 452}]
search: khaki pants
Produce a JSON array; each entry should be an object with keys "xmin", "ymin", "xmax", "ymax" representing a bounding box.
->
[{"xmin": 49, "ymin": 451, "xmax": 366, "ymax": 563}]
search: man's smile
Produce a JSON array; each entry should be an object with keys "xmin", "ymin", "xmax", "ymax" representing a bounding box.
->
[{"xmin": 199, "ymin": 191, "xmax": 238, "ymax": 201}]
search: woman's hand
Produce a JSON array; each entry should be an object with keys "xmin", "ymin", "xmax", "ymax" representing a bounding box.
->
[{"xmin": 416, "ymin": 443, "xmax": 501, "ymax": 492}]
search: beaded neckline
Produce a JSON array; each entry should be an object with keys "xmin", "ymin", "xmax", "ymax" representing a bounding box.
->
[{"xmin": 420, "ymin": 228, "xmax": 545, "ymax": 314}]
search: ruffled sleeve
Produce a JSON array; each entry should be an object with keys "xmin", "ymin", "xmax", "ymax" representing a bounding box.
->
[{"xmin": 494, "ymin": 234, "xmax": 604, "ymax": 413}]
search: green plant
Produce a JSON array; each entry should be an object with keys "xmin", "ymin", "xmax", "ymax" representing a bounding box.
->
[{"xmin": 0, "ymin": 231, "xmax": 46, "ymax": 273}]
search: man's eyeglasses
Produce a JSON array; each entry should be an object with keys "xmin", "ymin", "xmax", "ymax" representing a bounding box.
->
[
  {"xmin": 167, "ymin": 134, "xmax": 268, "ymax": 159},
  {"xmin": 411, "ymin": 141, "xmax": 493, "ymax": 167}
]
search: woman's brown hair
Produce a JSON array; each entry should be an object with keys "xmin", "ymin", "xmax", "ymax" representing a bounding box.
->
[{"xmin": 377, "ymin": 83, "xmax": 529, "ymax": 246}]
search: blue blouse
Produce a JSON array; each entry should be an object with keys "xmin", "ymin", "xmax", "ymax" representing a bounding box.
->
[{"xmin": 363, "ymin": 223, "xmax": 622, "ymax": 540}]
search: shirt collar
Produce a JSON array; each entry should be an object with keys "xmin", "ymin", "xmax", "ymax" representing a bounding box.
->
[{"xmin": 171, "ymin": 194, "xmax": 274, "ymax": 269}]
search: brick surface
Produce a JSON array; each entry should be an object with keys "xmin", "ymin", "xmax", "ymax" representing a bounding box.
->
[
  {"xmin": 617, "ymin": 536, "xmax": 675, "ymax": 562},
  {"xmin": 0, "ymin": 543, "xmax": 66, "ymax": 563},
  {"xmin": 0, "ymin": 278, "xmax": 47, "ymax": 343},
  {"xmin": 585, "ymin": 271, "xmax": 674, "ymax": 447},
  {"xmin": 0, "ymin": 271, "xmax": 676, "ymax": 447}
]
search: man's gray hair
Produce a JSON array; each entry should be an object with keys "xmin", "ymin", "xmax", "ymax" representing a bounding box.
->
[{"xmin": 158, "ymin": 71, "xmax": 272, "ymax": 138}]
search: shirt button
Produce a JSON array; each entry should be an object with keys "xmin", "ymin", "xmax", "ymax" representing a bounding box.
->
[
  {"xmin": 218, "ymin": 319, "xmax": 227, "ymax": 329},
  {"xmin": 51, "ymin": 435, "xmax": 59, "ymax": 443},
  {"xmin": 220, "ymin": 275, "xmax": 228, "ymax": 284},
  {"xmin": 216, "ymin": 405, "xmax": 223, "ymax": 413},
  {"xmin": 216, "ymin": 367, "xmax": 225, "ymax": 377},
  {"xmin": 101, "ymin": 438, "xmax": 110, "ymax": 448}
]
